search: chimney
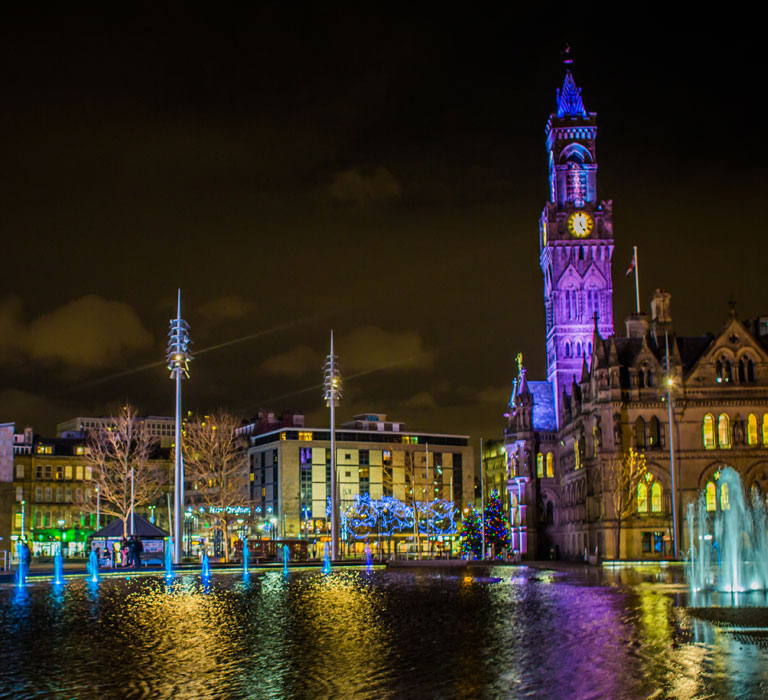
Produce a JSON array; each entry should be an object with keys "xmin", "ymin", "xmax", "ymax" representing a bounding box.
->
[{"xmin": 625, "ymin": 312, "xmax": 650, "ymax": 338}]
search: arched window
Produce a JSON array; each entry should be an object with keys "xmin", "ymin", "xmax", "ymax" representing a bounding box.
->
[
  {"xmin": 648, "ymin": 416, "xmax": 661, "ymax": 448},
  {"xmin": 634, "ymin": 417, "xmax": 646, "ymax": 448},
  {"xmin": 748, "ymin": 359, "xmax": 756, "ymax": 383},
  {"xmin": 565, "ymin": 341, "xmax": 572, "ymax": 358},
  {"xmin": 738, "ymin": 358, "xmax": 746, "ymax": 383},
  {"xmin": 706, "ymin": 481, "xmax": 716, "ymax": 511},
  {"xmin": 565, "ymin": 290, "xmax": 578, "ymax": 321},
  {"xmin": 748, "ymin": 414, "xmax": 758, "ymax": 446},
  {"xmin": 576, "ymin": 341, "xmax": 582, "ymax": 358},
  {"xmin": 44, "ymin": 511, "xmax": 51, "ymax": 527},
  {"xmin": 651, "ymin": 482, "xmax": 662, "ymax": 513},
  {"xmin": 45, "ymin": 487, "xmax": 52, "ymax": 502},
  {"xmin": 65, "ymin": 487, "xmax": 72, "ymax": 503},
  {"xmin": 536, "ymin": 453, "xmax": 544, "ymax": 478},
  {"xmin": 718, "ymin": 414, "xmax": 731, "ymax": 449},
  {"xmin": 35, "ymin": 509, "xmax": 42, "ymax": 527},
  {"xmin": 546, "ymin": 500, "xmax": 554, "ymax": 524},
  {"xmin": 763, "ymin": 414, "xmax": 768, "ymax": 446},
  {"xmin": 35, "ymin": 486, "xmax": 42, "ymax": 502},
  {"xmin": 637, "ymin": 483, "xmax": 648, "ymax": 513},
  {"xmin": 55, "ymin": 487, "xmax": 63, "ymax": 503},
  {"xmin": 721, "ymin": 482, "xmax": 730, "ymax": 511},
  {"xmin": 546, "ymin": 452, "xmax": 554, "ymax": 478}
]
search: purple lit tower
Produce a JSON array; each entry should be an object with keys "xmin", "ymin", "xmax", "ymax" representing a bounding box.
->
[{"xmin": 540, "ymin": 62, "xmax": 614, "ymax": 426}]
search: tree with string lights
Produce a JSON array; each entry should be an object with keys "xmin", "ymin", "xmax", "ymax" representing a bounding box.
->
[
  {"xmin": 484, "ymin": 489, "xmax": 511, "ymax": 558},
  {"xmin": 459, "ymin": 505, "xmax": 483, "ymax": 559}
]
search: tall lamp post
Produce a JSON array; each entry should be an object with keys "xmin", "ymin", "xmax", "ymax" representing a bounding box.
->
[
  {"xmin": 167, "ymin": 289, "xmax": 192, "ymax": 564},
  {"xmin": 323, "ymin": 330, "xmax": 342, "ymax": 560}
]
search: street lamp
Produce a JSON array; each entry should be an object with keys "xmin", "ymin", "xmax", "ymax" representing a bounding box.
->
[
  {"xmin": 323, "ymin": 330, "xmax": 342, "ymax": 560},
  {"xmin": 167, "ymin": 289, "xmax": 192, "ymax": 564}
]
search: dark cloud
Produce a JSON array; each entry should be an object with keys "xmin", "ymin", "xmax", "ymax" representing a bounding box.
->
[{"xmin": 329, "ymin": 167, "xmax": 402, "ymax": 205}]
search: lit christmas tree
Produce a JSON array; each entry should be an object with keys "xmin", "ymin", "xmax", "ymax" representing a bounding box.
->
[
  {"xmin": 459, "ymin": 506, "xmax": 482, "ymax": 559},
  {"xmin": 484, "ymin": 489, "xmax": 511, "ymax": 558}
]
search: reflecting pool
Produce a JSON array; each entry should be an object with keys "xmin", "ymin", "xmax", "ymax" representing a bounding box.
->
[{"xmin": 2, "ymin": 566, "xmax": 768, "ymax": 699}]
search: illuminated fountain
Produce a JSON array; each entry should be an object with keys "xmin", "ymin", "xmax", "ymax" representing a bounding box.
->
[
  {"xmin": 88, "ymin": 550, "xmax": 99, "ymax": 584},
  {"xmin": 15, "ymin": 542, "xmax": 27, "ymax": 588},
  {"xmin": 322, "ymin": 542, "xmax": 331, "ymax": 574},
  {"xmin": 243, "ymin": 540, "xmax": 250, "ymax": 576},
  {"xmin": 364, "ymin": 544, "xmax": 373, "ymax": 572},
  {"xmin": 282, "ymin": 544, "xmax": 289, "ymax": 575},
  {"xmin": 687, "ymin": 466, "xmax": 768, "ymax": 594},
  {"xmin": 53, "ymin": 545, "xmax": 64, "ymax": 586},
  {"xmin": 164, "ymin": 541, "xmax": 174, "ymax": 580},
  {"xmin": 201, "ymin": 551, "xmax": 210, "ymax": 579}
]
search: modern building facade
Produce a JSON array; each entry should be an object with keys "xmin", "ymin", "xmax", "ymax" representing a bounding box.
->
[
  {"xmin": 244, "ymin": 412, "xmax": 475, "ymax": 555},
  {"xmin": 57, "ymin": 415, "xmax": 175, "ymax": 448},
  {"xmin": 502, "ymin": 64, "xmax": 768, "ymax": 560}
]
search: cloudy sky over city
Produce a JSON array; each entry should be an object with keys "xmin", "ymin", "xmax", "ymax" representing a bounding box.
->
[{"xmin": 0, "ymin": 6, "xmax": 763, "ymax": 441}]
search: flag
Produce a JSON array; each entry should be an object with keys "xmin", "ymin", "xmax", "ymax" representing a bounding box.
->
[{"xmin": 626, "ymin": 251, "xmax": 636, "ymax": 277}]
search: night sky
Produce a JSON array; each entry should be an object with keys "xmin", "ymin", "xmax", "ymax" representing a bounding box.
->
[{"xmin": 0, "ymin": 7, "xmax": 764, "ymax": 445}]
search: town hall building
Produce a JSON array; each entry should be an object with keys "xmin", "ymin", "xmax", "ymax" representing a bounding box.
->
[{"xmin": 503, "ymin": 63, "xmax": 768, "ymax": 560}]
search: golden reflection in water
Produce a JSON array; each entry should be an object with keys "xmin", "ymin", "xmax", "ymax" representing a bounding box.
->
[
  {"xmin": 110, "ymin": 577, "xmax": 242, "ymax": 699},
  {"xmin": 295, "ymin": 571, "xmax": 391, "ymax": 697}
]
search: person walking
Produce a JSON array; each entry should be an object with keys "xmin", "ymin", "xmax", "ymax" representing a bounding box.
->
[
  {"xmin": 134, "ymin": 536, "xmax": 143, "ymax": 568},
  {"xmin": 120, "ymin": 537, "xmax": 128, "ymax": 567}
]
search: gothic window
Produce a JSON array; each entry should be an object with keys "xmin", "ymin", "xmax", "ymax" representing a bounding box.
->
[
  {"xmin": 648, "ymin": 416, "xmax": 662, "ymax": 448},
  {"xmin": 738, "ymin": 358, "xmax": 746, "ymax": 383},
  {"xmin": 763, "ymin": 414, "xmax": 768, "ymax": 446},
  {"xmin": 716, "ymin": 356, "xmax": 732, "ymax": 383},
  {"xmin": 718, "ymin": 414, "xmax": 731, "ymax": 449},
  {"xmin": 546, "ymin": 500, "xmax": 554, "ymax": 524},
  {"xmin": 703, "ymin": 414, "xmax": 716, "ymax": 449},
  {"xmin": 634, "ymin": 417, "xmax": 646, "ymax": 448},
  {"xmin": 35, "ymin": 486, "xmax": 42, "ymax": 502},
  {"xmin": 576, "ymin": 341, "xmax": 582, "ymax": 358},
  {"xmin": 748, "ymin": 414, "xmax": 758, "ymax": 446},
  {"xmin": 587, "ymin": 289, "xmax": 600, "ymax": 320},
  {"xmin": 564, "ymin": 340, "xmax": 571, "ymax": 358},
  {"xmin": 536, "ymin": 453, "xmax": 544, "ymax": 478},
  {"xmin": 637, "ymin": 483, "xmax": 648, "ymax": 513},
  {"xmin": 546, "ymin": 452, "xmax": 554, "ymax": 478},
  {"xmin": 565, "ymin": 289, "xmax": 578, "ymax": 320},
  {"xmin": 588, "ymin": 341, "xmax": 593, "ymax": 356},
  {"xmin": 705, "ymin": 481, "xmax": 716, "ymax": 512},
  {"xmin": 748, "ymin": 359, "xmax": 756, "ymax": 382},
  {"xmin": 651, "ymin": 482, "xmax": 662, "ymax": 513}
]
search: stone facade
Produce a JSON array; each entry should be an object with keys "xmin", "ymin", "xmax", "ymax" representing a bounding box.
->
[{"xmin": 502, "ymin": 66, "xmax": 768, "ymax": 561}]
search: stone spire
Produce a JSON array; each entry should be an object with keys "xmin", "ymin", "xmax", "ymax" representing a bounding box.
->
[{"xmin": 557, "ymin": 70, "xmax": 588, "ymax": 118}]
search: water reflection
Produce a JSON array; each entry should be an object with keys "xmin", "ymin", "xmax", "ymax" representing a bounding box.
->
[{"xmin": 2, "ymin": 566, "xmax": 768, "ymax": 699}]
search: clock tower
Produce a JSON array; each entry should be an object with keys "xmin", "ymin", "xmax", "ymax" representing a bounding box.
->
[{"xmin": 540, "ymin": 60, "xmax": 614, "ymax": 426}]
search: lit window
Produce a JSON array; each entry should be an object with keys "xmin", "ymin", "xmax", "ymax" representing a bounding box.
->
[
  {"xmin": 85, "ymin": 467, "xmax": 93, "ymax": 480},
  {"xmin": 14, "ymin": 512, "xmax": 22, "ymax": 529},
  {"xmin": 651, "ymin": 482, "xmax": 662, "ymax": 513},
  {"xmin": 76, "ymin": 466, "xmax": 83, "ymax": 481},
  {"xmin": 15, "ymin": 464, "xmax": 24, "ymax": 479},
  {"xmin": 546, "ymin": 452, "xmax": 554, "ymax": 478},
  {"xmin": 705, "ymin": 481, "xmax": 716, "ymax": 512},
  {"xmin": 763, "ymin": 415, "xmax": 768, "ymax": 446},
  {"xmin": 65, "ymin": 466, "xmax": 72, "ymax": 479},
  {"xmin": 574, "ymin": 441, "xmax": 580, "ymax": 470},
  {"xmin": 280, "ymin": 432, "xmax": 287, "ymax": 441},
  {"xmin": 748, "ymin": 414, "xmax": 758, "ymax": 446},
  {"xmin": 718, "ymin": 414, "xmax": 731, "ymax": 449},
  {"xmin": 703, "ymin": 414, "xmax": 715, "ymax": 449},
  {"xmin": 721, "ymin": 482, "xmax": 730, "ymax": 511},
  {"xmin": 637, "ymin": 483, "xmax": 648, "ymax": 513},
  {"xmin": 298, "ymin": 431, "xmax": 313, "ymax": 441},
  {"xmin": 536, "ymin": 453, "xmax": 544, "ymax": 478}
]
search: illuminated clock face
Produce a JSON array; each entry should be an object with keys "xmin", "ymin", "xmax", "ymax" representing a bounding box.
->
[{"xmin": 567, "ymin": 212, "xmax": 594, "ymax": 238}]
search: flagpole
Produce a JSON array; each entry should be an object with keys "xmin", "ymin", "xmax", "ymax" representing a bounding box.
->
[{"xmin": 633, "ymin": 246, "xmax": 640, "ymax": 314}]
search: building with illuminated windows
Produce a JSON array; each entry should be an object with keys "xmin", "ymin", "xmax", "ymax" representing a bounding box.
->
[
  {"xmin": 242, "ymin": 412, "xmax": 474, "ymax": 556},
  {"xmin": 57, "ymin": 415, "xmax": 175, "ymax": 448},
  {"xmin": 502, "ymin": 63, "xmax": 768, "ymax": 560}
]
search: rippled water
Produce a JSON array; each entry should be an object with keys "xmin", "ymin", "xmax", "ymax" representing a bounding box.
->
[{"xmin": 2, "ymin": 566, "xmax": 768, "ymax": 699}]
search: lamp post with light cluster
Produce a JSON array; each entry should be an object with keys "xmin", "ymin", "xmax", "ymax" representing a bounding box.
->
[
  {"xmin": 166, "ymin": 289, "xmax": 192, "ymax": 564},
  {"xmin": 323, "ymin": 331, "xmax": 342, "ymax": 560}
]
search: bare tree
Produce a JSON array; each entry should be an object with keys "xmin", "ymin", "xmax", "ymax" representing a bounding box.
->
[
  {"xmin": 403, "ymin": 448, "xmax": 426, "ymax": 555},
  {"xmin": 182, "ymin": 412, "xmax": 250, "ymax": 563},
  {"xmin": 80, "ymin": 405, "xmax": 167, "ymax": 537},
  {"xmin": 601, "ymin": 447, "xmax": 647, "ymax": 559}
]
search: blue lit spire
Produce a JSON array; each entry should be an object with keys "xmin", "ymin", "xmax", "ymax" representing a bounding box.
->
[{"xmin": 556, "ymin": 69, "xmax": 588, "ymax": 119}]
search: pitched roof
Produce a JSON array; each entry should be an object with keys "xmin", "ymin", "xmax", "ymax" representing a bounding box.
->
[
  {"xmin": 92, "ymin": 514, "xmax": 168, "ymax": 539},
  {"xmin": 556, "ymin": 70, "xmax": 588, "ymax": 119}
]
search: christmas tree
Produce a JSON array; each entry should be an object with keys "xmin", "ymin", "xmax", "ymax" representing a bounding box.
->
[
  {"xmin": 484, "ymin": 489, "xmax": 511, "ymax": 558},
  {"xmin": 459, "ymin": 506, "xmax": 483, "ymax": 559}
]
